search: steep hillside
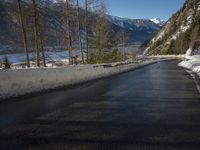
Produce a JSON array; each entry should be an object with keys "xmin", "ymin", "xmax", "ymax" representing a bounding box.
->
[{"xmin": 144, "ymin": 0, "xmax": 200, "ymax": 55}]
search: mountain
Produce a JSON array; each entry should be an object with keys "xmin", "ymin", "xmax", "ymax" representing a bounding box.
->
[
  {"xmin": 0, "ymin": 0, "xmax": 162, "ymax": 54},
  {"xmin": 108, "ymin": 16, "xmax": 161, "ymax": 44},
  {"xmin": 108, "ymin": 16, "xmax": 160, "ymax": 30},
  {"xmin": 150, "ymin": 18, "xmax": 165, "ymax": 26},
  {"xmin": 145, "ymin": 0, "xmax": 200, "ymax": 55}
]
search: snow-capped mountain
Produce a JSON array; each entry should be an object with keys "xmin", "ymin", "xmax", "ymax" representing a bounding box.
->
[
  {"xmin": 108, "ymin": 16, "xmax": 160, "ymax": 30},
  {"xmin": 150, "ymin": 18, "xmax": 166, "ymax": 26},
  {"xmin": 108, "ymin": 15, "xmax": 162, "ymax": 43},
  {"xmin": 145, "ymin": 0, "xmax": 200, "ymax": 55}
]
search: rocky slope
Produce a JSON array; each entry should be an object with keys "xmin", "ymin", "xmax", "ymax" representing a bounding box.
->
[{"xmin": 144, "ymin": 0, "xmax": 200, "ymax": 55}]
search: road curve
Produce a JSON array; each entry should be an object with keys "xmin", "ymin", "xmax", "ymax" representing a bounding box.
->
[{"xmin": 0, "ymin": 60, "xmax": 200, "ymax": 150}]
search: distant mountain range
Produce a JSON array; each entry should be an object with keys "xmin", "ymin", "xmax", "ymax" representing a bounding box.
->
[
  {"xmin": 107, "ymin": 15, "xmax": 163, "ymax": 44},
  {"xmin": 0, "ymin": 0, "xmax": 165, "ymax": 54}
]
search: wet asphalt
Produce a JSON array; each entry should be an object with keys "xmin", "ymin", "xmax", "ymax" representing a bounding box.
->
[{"xmin": 0, "ymin": 60, "xmax": 200, "ymax": 150}]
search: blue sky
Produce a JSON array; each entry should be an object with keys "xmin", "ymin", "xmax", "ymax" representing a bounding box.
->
[{"xmin": 107, "ymin": 0, "xmax": 186, "ymax": 20}]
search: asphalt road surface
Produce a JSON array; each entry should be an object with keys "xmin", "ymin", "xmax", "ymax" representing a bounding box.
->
[{"xmin": 1, "ymin": 60, "xmax": 200, "ymax": 150}]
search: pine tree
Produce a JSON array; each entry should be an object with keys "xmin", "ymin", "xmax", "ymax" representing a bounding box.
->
[{"xmin": 3, "ymin": 56, "xmax": 11, "ymax": 69}]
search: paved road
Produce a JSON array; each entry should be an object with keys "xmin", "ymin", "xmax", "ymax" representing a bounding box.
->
[{"xmin": 0, "ymin": 60, "xmax": 200, "ymax": 150}]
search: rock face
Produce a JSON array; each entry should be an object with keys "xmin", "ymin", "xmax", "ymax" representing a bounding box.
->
[
  {"xmin": 144, "ymin": 0, "xmax": 200, "ymax": 55},
  {"xmin": 191, "ymin": 40, "xmax": 200, "ymax": 55}
]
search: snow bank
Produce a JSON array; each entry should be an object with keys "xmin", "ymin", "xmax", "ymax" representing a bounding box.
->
[
  {"xmin": 148, "ymin": 55, "xmax": 185, "ymax": 59},
  {"xmin": 185, "ymin": 48, "xmax": 192, "ymax": 59},
  {"xmin": 178, "ymin": 55, "xmax": 200, "ymax": 76},
  {"xmin": 0, "ymin": 60, "xmax": 162, "ymax": 100}
]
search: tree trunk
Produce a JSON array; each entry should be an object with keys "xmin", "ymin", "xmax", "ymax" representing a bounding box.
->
[
  {"xmin": 32, "ymin": 0, "xmax": 46, "ymax": 67},
  {"xmin": 85, "ymin": 0, "xmax": 89, "ymax": 62},
  {"xmin": 32, "ymin": 0, "xmax": 40, "ymax": 67},
  {"xmin": 40, "ymin": 36, "xmax": 46, "ymax": 67},
  {"xmin": 76, "ymin": 0, "xmax": 84, "ymax": 64},
  {"xmin": 65, "ymin": 0, "xmax": 73, "ymax": 65},
  {"xmin": 17, "ymin": 0, "xmax": 30, "ymax": 68},
  {"xmin": 123, "ymin": 31, "xmax": 125, "ymax": 61}
]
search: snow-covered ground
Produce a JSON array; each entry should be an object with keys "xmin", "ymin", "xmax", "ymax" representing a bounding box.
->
[
  {"xmin": 147, "ymin": 55, "xmax": 185, "ymax": 59},
  {"xmin": 178, "ymin": 46, "xmax": 200, "ymax": 76},
  {"xmin": 0, "ymin": 51, "xmax": 80, "ymax": 64},
  {"xmin": 178, "ymin": 55, "xmax": 200, "ymax": 76},
  {"xmin": 0, "ymin": 47, "xmax": 140, "ymax": 69},
  {"xmin": 0, "ymin": 59, "xmax": 168, "ymax": 100},
  {"xmin": 0, "ymin": 50, "xmax": 83, "ymax": 69}
]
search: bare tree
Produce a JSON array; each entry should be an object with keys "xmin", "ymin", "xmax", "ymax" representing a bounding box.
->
[
  {"xmin": 17, "ymin": 0, "xmax": 30, "ymax": 67},
  {"xmin": 32, "ymin": 0, "xmax": 46, "ymax": 67},
  {"xmin": 116, "ymin": 31, "xmax": 129, "ymax": 61},
  {"xmin": 84, "ymin": 0, "xmax": 90, "ymax": 62},
  {"xmin": 83, "ymin": 0, "xmax": 109, "ymax": 62},
  {"xmin": 64, "ymin": 0, "xmax": 73, "ymax": 65},
  {"xmin": 76, "ymin": 0, "xmax": 84, "ymax": 63},
  {"xmin": 94, "ymin": 0, "xmax": 111, "ymax": 57}
]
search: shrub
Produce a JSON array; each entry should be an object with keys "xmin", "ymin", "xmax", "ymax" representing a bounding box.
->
[{"xmin": 2, "ymin": 56, "xmax": 11, "ymax": 69}]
